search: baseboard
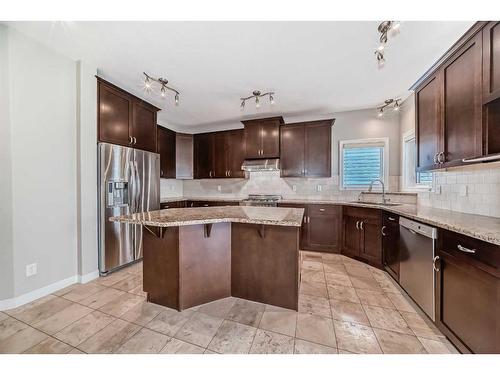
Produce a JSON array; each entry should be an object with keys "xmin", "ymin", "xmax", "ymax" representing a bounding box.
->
[
  {"xmin": 78, "ymin": 270, "xmax": 99, "ymax": 284},
  {"xmin": 0, "ymin": 270, "xmax": 100, "ymax": 311}
]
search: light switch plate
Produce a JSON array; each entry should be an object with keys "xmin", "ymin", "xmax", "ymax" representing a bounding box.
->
[
  {"xmin": 217, "ymin": 185, "xmax": 222, "ymax": 192},
  {"xmin": 292, "ymin": 185, "xmax": 297, "ymax": 192},
  {"xmin": 317, "ymin": 185, "xmax": 322, "ymax": 192},
  {"xmin": 26, "ymin": 263, "xmax": 37, "ymax": 277}
]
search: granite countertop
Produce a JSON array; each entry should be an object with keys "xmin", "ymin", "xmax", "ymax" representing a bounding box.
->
[
  {"xmin": 157, "ymin": 196, "xmax": 500, "ymax": 245},
  {"xmin": 111, "ymin": 206, "xmax": 305, "ymax": 228}
]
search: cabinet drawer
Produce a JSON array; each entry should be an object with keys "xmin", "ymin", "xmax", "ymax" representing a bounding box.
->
[
  {"xmin": 343, "ymin": 206, "xmax": 381, "ymax": 220},
  {"xmin": 439, "ymin": 229, "xmax": 500, "ymax": 278},
  {"xmin": 307, "ymin": 204, "xmax": 340, "ymax": 216}
]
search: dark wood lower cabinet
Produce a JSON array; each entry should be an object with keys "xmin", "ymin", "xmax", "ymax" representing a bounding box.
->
[
  {"xmin": 160, "ymin": 201, "xmax": 186, "ymax": 209},
  {"xmin": 435, "ymin": 230, "xmax": 500, "ymax": 353},
  {"xmin": 382, "ymin": 212, "xmax": 400, "ymax": 281},
  {"xmin": 341, "ymin": 207, "xmax": 383, "ymax": 268}
]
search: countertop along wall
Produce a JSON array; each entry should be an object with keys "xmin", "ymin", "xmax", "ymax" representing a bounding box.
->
[{"xmin": 181, "ymin": 108, "xmax": 401, "ymax": 200}]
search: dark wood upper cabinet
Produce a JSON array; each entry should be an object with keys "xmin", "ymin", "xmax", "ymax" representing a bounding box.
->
[
  {"xmin": 97, "ymin": 77, "xmax": 160, "ymax": 152},
  {"xmin": 280, "ymin": 124, "xmax": 305, "ymax": 177},
  {"xmin": 416, "ymin": 74, "xmax": 441, "ymax": 171},
  {"xmin": 227, "ymin": 129, "xmax": 246, "ymax": 178},
  {"xmin": 441, "ymin": 32, "xmax": 483, "ymax": 166},
  {"xmin": 242, "ymin": 117, "xmax": 283, "ymax": 159},
  {"xmin": 157, "ymin": 125, "xmax": 176, "ymax": 178},
  {"xmin": 483, "ymin": 21, "xmax": 500, "ymax": 103},
  {"xmin": 193, "ymin": 129, "xmax": 245, "ymax": 179},
  {"xmin": 193, "ymin": 133, "xmax": 214, "ymax": 179},
  {"xmin": 281, "ymin": 120, "xmax": 333, "ymax": 178},
  {"xmin": 98, "ymin": 81, "xmax": 132, "ymax": 147}
]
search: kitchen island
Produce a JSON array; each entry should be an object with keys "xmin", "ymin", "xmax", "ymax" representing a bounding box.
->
[{"xmin": 111, "ymin": 206, "xmax": 304, "ymax": 311}]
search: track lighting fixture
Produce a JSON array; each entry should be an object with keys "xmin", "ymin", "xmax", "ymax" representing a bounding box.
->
[
  {"xmin": 377, "ymin": 98, "xmax": 401, "ymax": 117},
  {"xmin": 374, "ymin": 21, "xmax": 401, "ymax": 68},
  {"xmin": 142, "ymin": 72, "xmax": 180, "ymax": 105},
  {"xmin": 240, "ymin": 90, "xmax": 275, "ymax": 110}
]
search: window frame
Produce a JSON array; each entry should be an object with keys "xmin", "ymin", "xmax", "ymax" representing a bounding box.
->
[
  {"xmin": 401, "ymin": 129, "xmax": 432, "ymax": 192},
  {"xmin": 339, "ymin": 137, "xmax": 389, "ymax": 191}
]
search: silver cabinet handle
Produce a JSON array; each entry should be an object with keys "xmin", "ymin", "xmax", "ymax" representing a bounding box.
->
[
  {"xmin": 304, "ymin": 169, "xmax": 308, "ymax": 174},
  {"xmin": 438, "ymin": 152, "xmax": 445, "ymax": 164},
  {"xmin": 388, "ymin": 216, "xmax": 396, "ymax": 221},
  {"xmin": 319, "ymin": 208, "xmax": 325, "ymax": 212},
  {"xmin": 433, "ymin": 153, "xmax": 438, "ymax": 164},
  {"xmin": 433, "ymin": 256, "xmax": 440, "ymax": 272},
  {"xmin": 133, "ymin": 137, "xmax": 137, "ymax": 145},
  {"xmin": 356, "ymin": 220, "xmax": 360, "ymax": 230},
  {"xmin": 129, "ymin": 136, "xmax": 133, "ymax": 144},
  {"xmin": 307, "ymin": 216, "xmax": 310, "ymax": 223},
  {"xmin": 381, "ymin": 225, "xmax": 387, "ymax": 236},
  {"xmin": 161, "ymin": 170, "xmax": 163, "ymax": 177},
  {"xmin": 360, "ymin": 221, "xmax": 364, "ymax": 230},
  {"xmin": 457, "ymin": 244, "xmax": 476, "ymax": 254},
  {"xmin": 229, "ymin": 170, "xmax": 231, "ymax": 177},
  {"xmin": 209, "ymin": 171, "xmax": 212, "ymax": 178}
]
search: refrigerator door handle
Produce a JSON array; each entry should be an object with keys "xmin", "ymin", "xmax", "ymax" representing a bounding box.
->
[
  {"xmin": 134, "ymin": 160, "xmax": 141, "ymax": 213},
  {"xmin": 129, "ymin": 162, "xmax": 136, "ymax": 213}
]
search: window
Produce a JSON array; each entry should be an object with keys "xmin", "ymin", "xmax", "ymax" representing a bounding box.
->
[
  {"xmin": 340, "ymin": 138, "xmax": 389, "ymax": 190},
  {"xmin": 402, "ymin": 130, "xmax": 432, "ymax": 190}
]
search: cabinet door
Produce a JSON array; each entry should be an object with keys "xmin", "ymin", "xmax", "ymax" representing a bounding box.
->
[
  {"xmin": 305, "ymin": 122, "xmax": 332, "ymax": 177},
  {"xmin": 213, "ymin": 132, "xmax": 228, "ymax": 178},
  {"xmin": 244, "ymin": 124, "xmax": 262, "ymax": 159},
  {"xmin": 483, "ymin": 21, "xmax": 500, "ymax": 102},
  {"xmin": 342, "ymin": 215, "xmax": 360, "ymax": 258},
  {"xmin": 98, "ymin": 82, "xmax": 132, "ymax": 147},
  {"xmin": 227, "ymin": 129, "xmax": 246, "ymax": 178},
  {"xmin": 382, "ymin": 213, "xmax": 400, "ymax": 281},
  {"xmin": 260, "ymin": 120, "xmax": 280, "ymax": 158},
  {"xmin": 416, "ymin": 74, "xmax": 441, "ymax": 171},
  {"xmin": 157, "ymin": 126, "xmax": 176, "ymax": 178},
  {"xmin": 306, "ymin": 205, "xmax": 341, "ymax": 253},
  {"xmin": 194, "ymin": 133, "xmax": 214, "ymax": 179},
  {"xmin": 436, "ymin": 250, "xmax": 500, "ymax": 353},
  {"xmin": 441, "ymin": 33, "xmax": 483, "ymax": 165},
  {"xmin": 359, "ymin": 217, "xmax": 383, "ymax": 267},
  {"xmin": 131, "ymin": 101, "xmax": 158, "ymax": 152},
  {"xmin": 280, "ymin": 124, "xmax": 305, "ymax": 177}
]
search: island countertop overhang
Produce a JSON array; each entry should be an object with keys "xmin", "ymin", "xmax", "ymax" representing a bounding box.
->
[{"xmin": 110, "ymin": 206, "xmax": 305, "ymax": 227}]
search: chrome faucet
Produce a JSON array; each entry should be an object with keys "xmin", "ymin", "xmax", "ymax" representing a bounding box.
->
[{"xmin": 368, "ymin": 179, "xmax": 387, "ymax": 204}]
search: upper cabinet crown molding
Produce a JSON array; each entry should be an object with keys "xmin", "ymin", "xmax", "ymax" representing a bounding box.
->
[{"xmin": 97, "ymin": 77, "xmax": 160, "ymax": 153}]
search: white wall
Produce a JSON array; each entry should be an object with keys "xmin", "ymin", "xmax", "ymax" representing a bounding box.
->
[
  {"xmin": 0, "ymin": 25, "xmax": 14, "ymax": 300},
  {"xmin": 8, "ymin": 28, "xmax": 78, "ymax": 296}
]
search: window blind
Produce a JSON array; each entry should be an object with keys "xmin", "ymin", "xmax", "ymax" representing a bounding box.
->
[{"xmin": 342, "ymin": 145, "xmax": 384, "ymax": 188}]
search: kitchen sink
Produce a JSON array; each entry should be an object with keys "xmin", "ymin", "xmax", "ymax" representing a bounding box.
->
[{"xmin": 349, "ymin": 201, "xmax": 401, "ymax": 207}]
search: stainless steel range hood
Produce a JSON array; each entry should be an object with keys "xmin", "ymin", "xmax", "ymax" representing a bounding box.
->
[{"xmin": 241, "ymin": 158, "xmax": 280, "ymax": 172}]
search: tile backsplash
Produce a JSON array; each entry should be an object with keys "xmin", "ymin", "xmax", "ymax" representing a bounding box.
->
[
  {"xmin": 418, "ymin": 163, "xmax": 500, "ymax": 218},
  {"xmin": 182, "ymin": 171, "xmax": 400, "ymax": 201},
  {"xmin": 160, "ymin": 178, "xmax": 183, "ymax": 198}
]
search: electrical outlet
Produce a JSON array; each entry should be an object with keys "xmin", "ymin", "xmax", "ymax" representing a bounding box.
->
[
  {"xmin": 459, "ymin": 185, "xmax": 468, "ymax": 197},
  {"xmin": 292, "ymin": 185, "xmax": 297, "ymax": 192},
  {"xmin": 317, "ymin": 185, "xmax": 322, "ymax": 192},
  {"xmin": 26, "ymin": 263, "xmax": 37, "ymax": 277},
  {"xmin": 217, "ymin": 185, "xmax": 222, "ymax": 192}
]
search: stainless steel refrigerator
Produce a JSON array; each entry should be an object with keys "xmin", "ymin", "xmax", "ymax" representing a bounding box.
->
[{"xmin": 98, "ymin": 143, "xmax": 160, "ymax": 275}]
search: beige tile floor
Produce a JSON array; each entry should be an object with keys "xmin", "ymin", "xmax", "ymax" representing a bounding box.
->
[{"xmin": 0, "ymin": 251, "xmax": 458, "ymax": 354}]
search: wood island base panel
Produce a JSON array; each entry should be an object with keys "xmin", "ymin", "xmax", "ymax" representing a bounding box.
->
[{"xmin": 112, "ymin": 206, "xmax": 304, "ymax": 311}]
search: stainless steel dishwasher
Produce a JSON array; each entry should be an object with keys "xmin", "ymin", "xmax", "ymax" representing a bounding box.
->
[{"xmin": 399, "ymin": 217, "xmax": 438, "ymax": 321}]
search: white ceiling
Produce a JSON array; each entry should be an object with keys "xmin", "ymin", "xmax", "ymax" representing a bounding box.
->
[{"xmin": 7, "ymin": 21, "xmax": 473, "ymax": 132}]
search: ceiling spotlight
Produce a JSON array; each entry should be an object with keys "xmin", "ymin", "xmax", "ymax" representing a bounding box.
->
[
  {"xmin": 142, "ymin": 72, "xmax": 180, "ymax": 106},
  {"xmin": 374, "ymin": 21, "xmax": 401, "ymax": 68},
  {"xmin": 240, "ymin": 90, "xmax": 275, "ymax": 110},
  {"xmin": 377, "ymin": 98, "xmax": 401, "ymax": 117}
]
